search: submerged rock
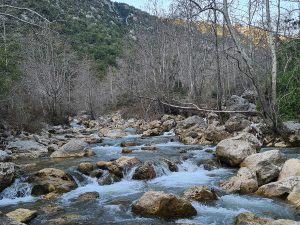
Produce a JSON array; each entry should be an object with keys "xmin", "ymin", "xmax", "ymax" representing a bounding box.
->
[
  {"xmin": 50, "ymin": 140, "xmax": 93, "ymax": 158},
  {"xmin": 221, "ymin": 167, "xmax": 258, "ymax": 194},
  {"xmin": 278, "ymin": 159, "xmax": 300, "ymax": 181},
  {"xmin": 0, "ymin": 162, "xmax": 16, "ymax": 192},
  {"xmin": 216, "ymin": 132, "xmax": 261, "ymax": 167},
  {"xmin": 6, "ymin": 208, "xmax": 37, "ymax": 224},
  {"xmin": 183, "ymin": 186, "xmax": 218, "ymax": 202},
  {"xmin": 132, "ymin": 161, "xmax": 156, "ymax": 180},
  {"xmin": 132, "ymin": 191, "xmax": 197, "ymax": 219},
  {"xmin": 30, "ymin": 168, "xmax": 77, "ymax": 196},
  {"xmin": 241, "ymin": 150, "xmax": 286, "ymax": 185}
]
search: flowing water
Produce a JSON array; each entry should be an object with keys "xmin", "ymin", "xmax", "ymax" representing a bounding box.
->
[{"xmin": 0, "ymin": 129, "xmax": 300, "ymax": 225}]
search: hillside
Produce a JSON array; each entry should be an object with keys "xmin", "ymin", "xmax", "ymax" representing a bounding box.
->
[{"xmin": 2, "ymin": 0, "xmax": 153, "ymax": 75}]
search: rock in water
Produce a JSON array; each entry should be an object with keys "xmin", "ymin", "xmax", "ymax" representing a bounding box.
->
[
  {"xmin": 132, "ymin": 161, "xmax": 156, "ymax": 180},
  {"xmin": 0, "ymin": 162, "xmax": 15, "ymax": 192},
  {"xmin": 234, "ymin": 212, "xmax": 299, "ymax": 225},
  {"xmin": 30, "ymin": 168, "xmax": 77, "ymax": 196},
  {"xmin": 114, "ymin": 156, "xmax": 141, "ymax": 169},
  {"xmin": 216, "ymin": 132, "xmax": 261, "ymax": 167},
  {"xmin": 132, "ymin": 191, "xmax": 197, "ymax": 219},
  {"xmin": 50, "ymin": 140, "xmax": 93, "ymax": 158},
  {"xmin": 221, "ymin": 167, "xmax": 258, "ymax": 194},
  {"xmin": 77, "ymin": 162, "xmax": 93, "ymax": 175},
  {"xmin": 256, "ymin": 176, "xmax": 300, "ymax": 209},
  {"xmin": 120, "ymin": 141, "xmax": 137, "ymax": 147},
  {"xmin": 98, "ymin": 173, "xmax": 121, "ymax": 185},
  {"xmin": 256, "ymin": 176, "xmax": 300, "ymax": 198},
  {"xmin": 183, "ymin": 186, "xmax": 218, "ymax": 202},
  {"xmin": 141, "ymin": 146, "xmax": 158, "ymax": 151},
  {"xmin": 278, "ymin": 159, "xmax": 300, "ymax": 181},
  {"xmin": 240, "ymin": 150, "xmax": 286, "ymax": 185},
  {"xmin": 96, "ymin": 161, "xmax": 113, "ymax": 169},
  {"xmin": 0, "ymin": 211, "xmax": 25, "ymax": 225},
  {"xmin": 77, "ymin": 192, "xmax": 100, "ymax": 202},
  {"xmin": 6, "ymin": 209, "xmax": 37, "ymax": 224}
]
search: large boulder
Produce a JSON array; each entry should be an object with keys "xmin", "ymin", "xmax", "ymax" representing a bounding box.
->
[
  {"xmin": 220, "ymin": 167, "xmax": 258, "ymax": 194},
  {"xmin": 240, "ymin": 150, "xmax": 286, "ymax": 185},
  {"xmin": 6, "ymin": 140, "xmax": 47, "ymax": 159},
  {"xmin": 256, "ymin": 176, "xmax": 300, "ymax": 208},
  {"xmin": 30, "ymin": 168, "xmax": 77, "ymax": 196},
  {"xmin": 216, "ymin": 132, "xmax": 261, "ymax": 167},
  {"xmin": 50, "ymin": 140, "xmax": 93, "ymax": 158},
  {"xmin": 226, "ymin": 95, "xmax": 256, "ymax": 111},
  {"xmin": 132, "ymin": 161, "xmax": 156, "ymax": 180},
  {"xmin": 225, "ymin": 114, "xmax": 251, "ymax": 133},
  {"xmin": 0, "ymin": 162, "xmax": 16, "ymax": 192},
  {"xmin": 287, "ymin": 185, "xmax": 300, "ymax": 209},
  {"xmin": 178, "ymin": 116, "xmax": 207, "ymax": 129},
  {"xmin": 6, "ymin": 209, "xmax": 37, "ymax": 224},
  {"xmin": 234, "ymin": 212, "xmax": 299, "ymax": 225},
  {"xmin": 132, "ymin": 191, "xmax": 197, "ymax": 219},
  {"xmin": 183, "ymin": 186, "xmax": 218, "ymax": 202},
  {"xmin": 278, "ymin": 159, "xmax": 300, "ymax": 181}
]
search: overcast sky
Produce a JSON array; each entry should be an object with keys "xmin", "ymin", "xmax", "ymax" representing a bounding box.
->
[{"xmin": 112, "ymin": 0, "xmax": 172, "ymax": 12}]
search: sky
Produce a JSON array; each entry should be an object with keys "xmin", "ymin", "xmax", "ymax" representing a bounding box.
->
[{"xmin": 112, "ymin": 0, "xmax": 172, "ymax": 12}]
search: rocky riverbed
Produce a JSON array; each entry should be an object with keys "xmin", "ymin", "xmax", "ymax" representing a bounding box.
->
[{"xmin": 0, "ymin": 110, "xmax": 300, "ymax": 225}]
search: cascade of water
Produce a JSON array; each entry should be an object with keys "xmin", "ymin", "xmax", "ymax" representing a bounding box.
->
[{"xmin": 0, "ymin": 177, "xmax": 36, "ymax": 206}]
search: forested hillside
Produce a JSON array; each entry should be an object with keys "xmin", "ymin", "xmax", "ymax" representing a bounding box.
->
[{"xmin": 1, "ymin": 1, "xmax": 300, "ymax": 225}]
